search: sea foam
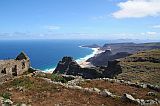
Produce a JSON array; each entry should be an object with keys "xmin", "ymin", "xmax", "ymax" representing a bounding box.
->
[{"xmin": 76, "ymin": 47, "xmax": 99, "ymax": 63}]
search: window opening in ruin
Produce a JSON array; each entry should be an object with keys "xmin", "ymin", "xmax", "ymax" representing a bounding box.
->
[
  {"xmin": 12, "ymin": 65, "xmax": 17, "ymax": 76},
  {"xmin": 22, "ymin": 62, "xmax": 25, "ymax": 69},
  {"xmin": 1, "ymin": 68, "xmax": 6, "ymax": 74}
]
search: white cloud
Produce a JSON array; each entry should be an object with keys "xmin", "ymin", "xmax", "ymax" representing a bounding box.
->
[
  {"xmin": 146, "ymin": 31, "xmax": 157, "ymax": 35},
  {"xmin": 140, "ymin": 31, "xmax": 158, "ymax": 36},
  {"xmin": 112, "ymin": 0, "xmax": 160, "ymax": 19},
  {"xmin": 152, "ymin": 25, "xmax": 160, "ymax": 28},
  {"xmin": 44, "ymin": 25, "xmax": 61, "ymax": 30}
]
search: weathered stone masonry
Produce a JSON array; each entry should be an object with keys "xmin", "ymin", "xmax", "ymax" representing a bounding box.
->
[{"xmin": 0, "ymin": 52, "xmax": 30, "ymax": 77}]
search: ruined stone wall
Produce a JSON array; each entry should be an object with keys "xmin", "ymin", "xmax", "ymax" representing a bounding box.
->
[
  {"xmin": 0, "ymin": 59, "xmax": 30, "ymax": 77},
  {"xmin": 16, "ymin": 59, "xmax": 30, "ymax": 75}
]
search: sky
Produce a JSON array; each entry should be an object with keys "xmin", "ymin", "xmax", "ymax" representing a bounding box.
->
[{"xmin": 0, "ymin": 0, "xmax": 160, "ymax": 40}]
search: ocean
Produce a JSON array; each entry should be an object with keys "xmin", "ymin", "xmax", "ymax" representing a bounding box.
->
[{"xmin": 0, "ymin": 39, "xmax": 106, "ymax": 72}]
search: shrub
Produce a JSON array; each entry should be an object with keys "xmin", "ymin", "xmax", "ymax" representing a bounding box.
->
[
  {"xmin": 51, "ymin": 74, "xmax": 67, "ymax": 83},
  {"xmin": 0, "ymin": 92, "xmax": 11, "ymax": 99},
  {"xmin": 11, "ymin": 77, "xmax": 34, "ymax": 89}
]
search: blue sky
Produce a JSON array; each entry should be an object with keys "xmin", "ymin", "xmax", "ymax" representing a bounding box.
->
[{"xmin": 0, "ymin": 0, "xmax": 160, "ymax": 40}]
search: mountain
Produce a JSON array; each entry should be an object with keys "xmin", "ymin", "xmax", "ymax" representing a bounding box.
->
[{"xmin": 101, "ymin": 42, "xmax": 160, "ymax": 54}]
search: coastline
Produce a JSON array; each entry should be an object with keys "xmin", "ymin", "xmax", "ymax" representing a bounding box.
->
[
  {"xmin": 43, "ymin": 67, "xmax": 56, "ymax": 73},
  {"xmin": 76, "ymin": 47, "xmax": 103, "ymax": 68},
  {"xmin": 44, "ymin": 46, "xmax": 103, "ymax": 73}
]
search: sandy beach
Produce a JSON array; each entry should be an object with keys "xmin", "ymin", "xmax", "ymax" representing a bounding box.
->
[{"xmin": 76, "ymin": 47, "xmax": 104, "ymax": 68}]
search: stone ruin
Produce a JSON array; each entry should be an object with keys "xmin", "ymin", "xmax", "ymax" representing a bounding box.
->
[{"xmin": 0, "ymin": 52, "xmax": 30, "ymax": 77}]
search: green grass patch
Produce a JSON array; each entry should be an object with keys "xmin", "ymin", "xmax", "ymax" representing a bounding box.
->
[
  {"xmin": 11, "ymin": 76, "xmax": 34, "ymax": 89},
  {"xmin": 0, "ymin": 92, "xmax": 12, "ymax": 99},
  {"xmin": 51, "ymin": 74, "xmax": 67, "ymax": 83}
]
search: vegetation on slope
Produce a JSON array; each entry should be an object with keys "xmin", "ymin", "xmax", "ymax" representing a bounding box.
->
[
  {"xmin": 0, "ymin": 76, "xmax": 136, "ymax": 106},
  {"xmin": 117, "ymin": 49, "xmax": 160, "ymax": 85}
]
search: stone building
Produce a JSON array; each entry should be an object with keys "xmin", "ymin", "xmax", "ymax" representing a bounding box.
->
[{"xmin": 0, "ymin": 52, "xmax": 30, "ymax": 77}]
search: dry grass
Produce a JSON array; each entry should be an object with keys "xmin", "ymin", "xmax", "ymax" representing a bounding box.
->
[
  {"xmin": 117, "ymin": 49, "xmax": 160, "ymax": 85},
  {"xmin": 79, "ymin": 80, "xmax": 160, "ymax": 100},
  {"xmin": 0, "ymin": 76, "xmax": 137, "ymax": 106}
]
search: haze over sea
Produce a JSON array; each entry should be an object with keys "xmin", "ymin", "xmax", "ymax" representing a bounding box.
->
[{"xmin": 0, "ymin": 39, "xmax": 108, "ymax": 72}]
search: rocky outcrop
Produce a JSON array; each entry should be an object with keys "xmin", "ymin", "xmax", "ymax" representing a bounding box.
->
[
  {"xmin": 53, "ymin": 57, "xmax": 101, "ymax": 78},
  {"xmin": 54, "ymin": 57, "xmax": 81, "ymax": 74},
  {"xmin": 53, "ymin": 57, "xmax": 122, "ymax": 79}
]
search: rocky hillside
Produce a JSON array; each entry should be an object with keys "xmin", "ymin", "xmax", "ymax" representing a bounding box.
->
[
  {"xmin": 0, "ymin": 71, "xmax": 159, "ymax": 106},
  {"xmin": 87, "ymin": 50, "xmax": 131, "ymax": 66},
  {"xmin": 115, "ymin": 49, "xmax": 160, "ymax": 86}
]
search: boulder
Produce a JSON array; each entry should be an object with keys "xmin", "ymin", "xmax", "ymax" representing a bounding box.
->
[
  {"xmin": 122, "ymin": 93, "xmax": 135, "ymax": 102},
  {"xmin": 3, "ymin": 99, "xmax": 13, "ymax": 105},
  {"xmin": 92, "ymin": 88, "xmax": 101, "ymax": 94},
  {"xmin": 147, "ymin": 92, "xmax": 156, "ymax": 96},
  {"xmin": 100, "ymin": 89, "xmax": 112, "ymax": 97},
  {"xmin": 143, "ymin": 99, "xmax": 157, "ymax": 105}
]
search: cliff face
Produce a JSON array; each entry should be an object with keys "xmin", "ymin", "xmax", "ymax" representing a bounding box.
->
[
  {"xmin": 87, "ymin": 50, "xmax": 131, "ymax": 66},
  {"xmin": 87, "ymin": 50, "xmax": 112, "ymax": 66},
  {"xmin": 53, "ymin": 57, "xmax": 121, "ymax": 79}
]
